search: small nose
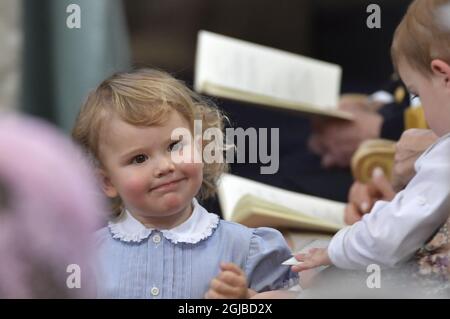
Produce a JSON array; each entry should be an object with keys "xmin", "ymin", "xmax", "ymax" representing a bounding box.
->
[{"xmin": 154, "ymin": 154, "xmax": 175, "ymax": 178}]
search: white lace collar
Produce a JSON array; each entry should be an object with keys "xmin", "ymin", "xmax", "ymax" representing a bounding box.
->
[{"xmin": 108, "ymin": 198, "xmax": 219, "ymax": 244}]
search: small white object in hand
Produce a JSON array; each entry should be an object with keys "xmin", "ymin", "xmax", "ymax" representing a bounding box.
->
[
  {"xmin": 282, "ymin": 256, "xmax": 303, "ymax": 266},
  {"xmin": 282, "ymin": 239, "xmax": 330, "ymax": 266}
]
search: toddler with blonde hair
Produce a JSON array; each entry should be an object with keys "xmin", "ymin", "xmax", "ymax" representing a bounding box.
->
[{"xmin": 73, "ymin": 69, "xmax": 297, "ymax": 298}]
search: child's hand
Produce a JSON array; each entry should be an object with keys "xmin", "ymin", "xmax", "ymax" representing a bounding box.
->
[
  {"xmin": 345, "ymin": 167, "xmax": 396, "ymax": 225},
  {"xmin": 392, "ymin": 129, "xmax": 437, "ymax": 192},
  {"xmin": 291, "ymin": 248, "xmax": 331, "ymax": 272},
  {"xmin": 204, "ymin": 262, "xmax": 250, "ymax": 299}
]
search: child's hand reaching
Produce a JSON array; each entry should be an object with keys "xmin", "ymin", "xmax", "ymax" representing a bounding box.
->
[
  {"xmin": 205, "ymin": 262, "xmax": 251, "ymax": 299},
  {"xmin": 291, "ymin": 248, "xmax": 332, "ymax": 272}
]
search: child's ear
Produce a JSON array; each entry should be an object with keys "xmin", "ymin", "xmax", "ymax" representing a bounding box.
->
[
  {"xmin": 431, "ymin": 59, "xmax": 450, "ymax": 88},
  {"xmin": 97, "ymin": 168, "xmax": 118, "ymax": 198}
]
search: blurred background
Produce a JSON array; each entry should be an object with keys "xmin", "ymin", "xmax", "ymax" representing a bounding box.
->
[
  {"xmin": 0, "ymin": 0, "xmax": 411, "ymax": 208},
  {"xmin": 1, "ymin": 0, "xmax": 411, "ymax": 129},
  {"xmin": 125, "ymin": 0, "xmax": 409, "ymax": 92}
]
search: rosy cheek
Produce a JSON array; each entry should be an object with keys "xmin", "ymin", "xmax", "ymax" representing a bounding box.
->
[{"xmin": 120, "ymin": 176, "xmax": 149, "ymax": 200}]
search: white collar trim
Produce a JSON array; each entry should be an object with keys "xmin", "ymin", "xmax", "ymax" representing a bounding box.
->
[{"xmin": 108, "ymin": 198, "xmax": 219, "ymax": 244}]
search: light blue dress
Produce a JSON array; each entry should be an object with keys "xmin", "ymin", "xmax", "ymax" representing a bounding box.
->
[{"xmin": 95, "ymin": 199, "xmax": 298, "ymax": 298}]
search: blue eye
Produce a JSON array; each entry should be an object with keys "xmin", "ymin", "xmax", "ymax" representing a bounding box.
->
[{"xmin": 132, "ymin": 154, "xmax": 148, "ymax": 164}]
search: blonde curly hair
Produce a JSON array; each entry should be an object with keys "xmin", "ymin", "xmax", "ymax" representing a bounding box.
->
[
  {"xmin": 391, "ymin": 0, "xmax": 450, "ymax": 76},
  {"xmin": 72, "ymin": 68, "xmax": 229, "ymax": 217}
]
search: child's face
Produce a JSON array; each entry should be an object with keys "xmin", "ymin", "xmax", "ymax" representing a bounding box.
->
[
  {"xmin": 98, "ymin": 110, "xmax": 203, "ymax": 221},
  {"xmin": 398, "ymin": 59, "xmax": 450, "ymax": 137}
]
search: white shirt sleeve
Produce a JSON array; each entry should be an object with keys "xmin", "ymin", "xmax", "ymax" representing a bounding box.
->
[{"xmin": 328, "ymin": 134, "xmax": 450, "ymax": 270}]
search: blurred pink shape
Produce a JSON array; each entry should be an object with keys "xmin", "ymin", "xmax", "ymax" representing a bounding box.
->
[{"xmin": 0, "ymin": 114, "xmax": 106, "ymax": 298}]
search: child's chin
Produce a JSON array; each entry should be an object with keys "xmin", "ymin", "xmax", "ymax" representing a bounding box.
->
[{"xmin": 159, "ymin": 194, "xmax": 189, "ymax": 211}]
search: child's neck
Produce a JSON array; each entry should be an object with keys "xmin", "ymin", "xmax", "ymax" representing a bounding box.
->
[{"xmin": 131, "ymin": 202, "xmax": 193, "ymax": 230}]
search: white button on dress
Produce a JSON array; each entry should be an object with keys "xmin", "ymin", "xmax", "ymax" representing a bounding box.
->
[
  {"xmin": 151, "ymin": 287, "xmax": 159, "ymax": 296},
  {"xmin": 152, "ymin": 234, "xmax": 161, "ymax": 244}
]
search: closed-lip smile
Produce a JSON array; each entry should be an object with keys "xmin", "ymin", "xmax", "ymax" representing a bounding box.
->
[{"xmin": 150, "ymin": 178, "xmax": 186, "ymax": 192}]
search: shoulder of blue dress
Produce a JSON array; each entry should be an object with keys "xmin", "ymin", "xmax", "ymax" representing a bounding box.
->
[
  {"xmin": 251, "ymin": 226, "xmax": 284, "ymax": 237},
  {"xmin": 94, "ymin": 226, "xmax": 112, "ymax": 246},
  {"xmin": 215, "ymin": 221, "xmax": 283, "ymax": 237},
  {"xmin": 214, "ymin": 219, "xmax": 256, "ymax": 239}
]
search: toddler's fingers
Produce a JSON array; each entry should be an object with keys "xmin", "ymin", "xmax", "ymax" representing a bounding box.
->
[
  {"xmin": 210, "ymin": 278, "xmax": 244, "ymax": 296},
  {"xmin": 352, "ymin": 183, "xmax": 373, "ymax": 213},
  {"xmin": 217, "ymin": 270, "xmax": 246, "ymax": 287},
  {"xmin": 204, "ymin": 289, "xmax": 227, "ymax": 299},
  {"xmin": 220, "ymin": 262, "xmax": 244, "ymax": 276},
  {"xmin": 344, "ymin": 203, "xmax": 363, "ymax": 225},
  {"xmin": 294, "ymin": 253, "xmax": 308, "ymax": 262},
  {"xmin": 371, "ymin": 167, "xmax": 396, "ymax": 200},
  {"xmin": 291, "ymin": 261, "xmax": 314, "ymax": 273},
  {"xmin": 358, "ymin": 191, "xmax": 374, "ymax": 214}
]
